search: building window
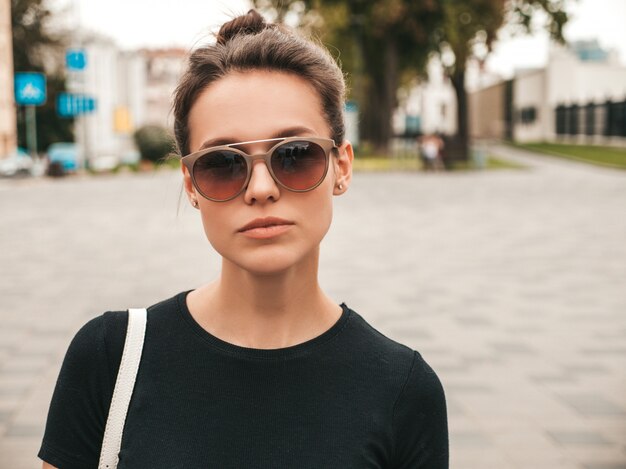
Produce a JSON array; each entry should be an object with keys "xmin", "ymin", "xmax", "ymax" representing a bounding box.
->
[
  {"xmin": 555, "ymin": 105, "xmax": 566, "ymax": 135},
  {"xmin": 563, "ymin": 106, "xmax": 572, "ymax": 134},
  {"xmin": 519, "ymin": 106, "xmax": 537, "ymax": 124},
  {"xmin": 585, "ymin": 103, "xmax": 595, "ymax": 136},
  {"xmin": 604, "ymin": 100, "xmax": 613, "ymax": 136},
  {"xmin": 611, "ymin": 101, "xmax": 626, "ymax": 137},
  {"xmin": 569, "ymin": 104, "xmax": 579, "ymax": 135}
]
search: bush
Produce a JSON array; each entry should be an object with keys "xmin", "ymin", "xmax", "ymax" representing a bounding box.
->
[{"xmin": 133, "ymin": 125, "xmax": 175, "ymax": 163}]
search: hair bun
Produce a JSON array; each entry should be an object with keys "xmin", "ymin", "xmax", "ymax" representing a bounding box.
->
[{"xmin": 216, "ymin": 9, "xmax": 268, "ymax": 45}]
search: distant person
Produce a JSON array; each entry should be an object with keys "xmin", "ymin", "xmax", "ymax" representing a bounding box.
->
[
  {"xmin": 39, "ymin": 9, "xmax": 448, "ymax": 469},
  {"xmin": 420, "ymin": 133, "xmax": 445, "ymax": 171}
]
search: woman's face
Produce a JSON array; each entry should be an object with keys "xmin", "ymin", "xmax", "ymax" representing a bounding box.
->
[{"xmin": 182, "ymin": 70, "xmax": 353, "ymax": 275}]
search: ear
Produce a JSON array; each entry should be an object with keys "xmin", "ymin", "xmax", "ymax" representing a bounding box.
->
[
  {"xmin": 181, "ymin": 164, "xmax": 198, "ymax": 206},
  {"xmin": 333, "ymin": 140, "xmax": 354, "ymax": 195}
]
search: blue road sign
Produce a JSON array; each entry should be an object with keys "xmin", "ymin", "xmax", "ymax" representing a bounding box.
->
[
  {"xmin": 14, "ymin": 73, "xmax": 47, "ymax": 106},
  {"xmin": 57, "ymin": 93, "xmax": 97, "ymax": 117},
  {"xmin": 66, "ymin": 49, "xmax": 87, "ymax": 71}
]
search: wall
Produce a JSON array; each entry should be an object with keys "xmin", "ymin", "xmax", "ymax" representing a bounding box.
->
[
  {"xmin": 0, "ymin": 0, "xmax": 16, "ymax": 158},
  {"xmin": 513, "ymin": 69, "xmax": 548, "ymax": 142},
  {"xmin": 468, "ymin": 81, "xmax": 505, "ymax": 140}
]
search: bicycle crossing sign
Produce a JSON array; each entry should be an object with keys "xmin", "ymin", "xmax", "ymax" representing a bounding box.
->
[{"xmin": 14, "ymin": 73, "xmax": 47, "ymax": 106}]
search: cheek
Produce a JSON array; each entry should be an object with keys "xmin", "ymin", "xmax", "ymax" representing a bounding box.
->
[
  {"xmin": 198, "ymin": 208, "xmax": 232, "ymax": 252},
  {"xmin": 301, "ymin": 186, "xmax": 334, "ymax": 239}
]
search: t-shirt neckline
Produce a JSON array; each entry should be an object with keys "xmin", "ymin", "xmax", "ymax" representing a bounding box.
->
[{"xmin": 177, "ymin": 290, "xmax": 352, "ymax": 360}]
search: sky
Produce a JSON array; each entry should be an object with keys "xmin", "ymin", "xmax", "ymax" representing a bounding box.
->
[{"xmin": 50, "ymin": 0, "xmax": 626, "ymax": 78}]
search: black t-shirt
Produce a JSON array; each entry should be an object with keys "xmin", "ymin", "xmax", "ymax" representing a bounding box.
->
[{"xmin": 39, "ymin": 290, "xmax": 448, "ymax": 468}]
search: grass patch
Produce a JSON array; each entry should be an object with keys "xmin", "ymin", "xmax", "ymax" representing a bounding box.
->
[
  {"xmin": 452, "ymin": 155, "xmax": 527, "ymax": 171},
  {"xmin": 155, "ymin": 156, "xmax": 181, "ymax": 170},
  {"xmin": 512, "ymin": 142, "xmax": 626, "ymax": 169},
  {"xmin": 352, "ymin": 156, "xmax": 422, "ymax": 171},
  {"xmin": 486, "ymin": 156, "xmax": 527, "ymax": 170},
  {"xmin": 352, "ymin": 155, "xmax": 526, "ymax": 172},
  {"xmin": 422, "ymin": 154, "xmax": 529, "ymax": 172}
]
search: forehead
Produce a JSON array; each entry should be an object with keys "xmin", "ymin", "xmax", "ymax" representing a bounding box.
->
[{"xmin": 187, "ymin": 70, "xmax": 330, "ymax": 153}]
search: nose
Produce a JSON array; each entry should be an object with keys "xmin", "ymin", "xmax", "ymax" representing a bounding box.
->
[{"xmin": 243, "ymin": 159, "xmax": 280, "ymax": 204}]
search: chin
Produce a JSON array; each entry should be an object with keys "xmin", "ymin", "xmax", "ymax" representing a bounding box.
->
[
  {"xmin": 220, "ymin": 246, "xmax": 319, "ymax": 276},
  {"xmin": 234, "ymin": 258, "xmax": 304, "ymax": 277}
]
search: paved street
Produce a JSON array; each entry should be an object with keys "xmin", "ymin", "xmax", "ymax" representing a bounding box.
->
[{"xmin": 0, "ymin": 146, "xmax": 625, "ymax": 468}]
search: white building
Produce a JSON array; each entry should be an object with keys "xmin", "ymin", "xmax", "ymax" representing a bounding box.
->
[
  {"xmin": 62, "ymin": 37, "xmax": 194, "ymax": 167},
  {"xmin": 394, "ymin": 57, "xmax": 457, "ymax": 136},
  {"xmin": 142, "ymin": 48, "xmax": 187, "ymax": 130},
  {"xmin": 70, "ymin": 37, "xmax": 147, "ymax": 165},
  {"xmin": 470, "ymin": 40, "xmax": 626, "ymax": 144},
  {"xmin": 514, "ymin": 42, "xmax": 626, "ymax": 143}
]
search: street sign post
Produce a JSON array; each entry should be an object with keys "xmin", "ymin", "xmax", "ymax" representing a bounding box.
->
[
  {"xmin": 64, "ymin": 48, "xmax": 90, "ymax": 171},
  {"xmin": 14, "ymin": 73, "xmax": 47, "ymax": 157}
]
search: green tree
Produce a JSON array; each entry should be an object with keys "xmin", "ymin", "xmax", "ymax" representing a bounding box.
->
[
  {"xmin": 438, "ymin": 0, "xmax": 568, "ymax": 161},
  {"xmin": 253, "ymin": 0, "xmax": 443, "ymax": 152},
  {"xmin": 11, "ymin": 0, "xmax": 74, "ymax": 151}
]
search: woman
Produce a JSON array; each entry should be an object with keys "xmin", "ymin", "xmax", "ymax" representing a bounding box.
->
[{"xmin": 39, "ymin": 9, "xmax": 448, "ymax": 469}]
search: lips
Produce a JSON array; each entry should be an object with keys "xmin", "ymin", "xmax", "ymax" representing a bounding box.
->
[{"xmin": 238, "ymin": 217, "xmax": 295, "ymax": 232}]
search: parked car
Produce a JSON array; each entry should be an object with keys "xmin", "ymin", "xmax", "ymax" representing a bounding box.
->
[
  {"xmin": 0, "ymin": 147, "xmax": 33, "ymax": 177},
  {"xmin": 47, "ymin": 143, "xmax": 80, "ymax": 172}
]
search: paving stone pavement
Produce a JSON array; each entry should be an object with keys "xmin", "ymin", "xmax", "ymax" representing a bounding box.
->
[{"xmin": 0, "ymin": 146, "xmax": 624, "ymax": 469}]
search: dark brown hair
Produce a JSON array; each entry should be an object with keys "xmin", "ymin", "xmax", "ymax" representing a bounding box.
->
[{"xmin": 172, "ymin": 9, "xmax": 346, "ymax": 156}]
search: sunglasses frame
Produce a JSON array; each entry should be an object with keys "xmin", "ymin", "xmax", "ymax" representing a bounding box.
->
[{"xmin": 181, "ymin": 136, "xmax": 338, "ymax": 202}]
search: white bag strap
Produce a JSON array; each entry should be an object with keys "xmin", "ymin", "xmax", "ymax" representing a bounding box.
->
[{"xmin": 98, "ymin": 308, "xmax": 147, "ymax": 469}]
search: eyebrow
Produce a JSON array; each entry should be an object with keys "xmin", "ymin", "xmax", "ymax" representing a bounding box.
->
[{"xmin": 197, "ymin": 126, "xmax": 317, "ymax": 151}]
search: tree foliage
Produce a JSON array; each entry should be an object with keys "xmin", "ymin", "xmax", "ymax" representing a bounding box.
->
[
  {"xmin": 11, "ymin": 0, "xmax": 74, "ymax": 151},
  {"xmin": 133, "ymin": 125, "xmax": 175, "ymax": 163},
  {"xmin": 253, "ymin": 0, "xmax": 443, "ymax": 152}
]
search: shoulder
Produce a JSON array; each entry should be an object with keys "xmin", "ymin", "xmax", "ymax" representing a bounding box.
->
[
  {"xmin": 70, "ymin": 309, "xmax": 128, "ymax": 346},
  {"xmin": 391, "ymin": 352, "xmax": 448, "ymax": 467},
  {"xmin": 393, "ymin": 351, "xmax": 447, "ymax": 418},
  {"xmin": 38, "ymin": 311, "xmax": 129, "ymax": 468},
  {"xmin": 343, "ymin": 310, "xmax": 445, "ymax": 413},
  {"xmin": 67, "ymin": 291, "xmax": 188, "ymax": 376},
  {"xmin": 39, "ymin": 293, "xmax": 189, "ymax": 468},
  {"xmin": 342, "ymin": 307, "xmax": 418, "ymax": 373},
  {"xmin": 341, "ymin": 306, "xmax": 448, "ymax": 466},
  {"xmin": 60, "ymin": 310, "xmax": 128, "ymax": 391},
  {"xmin": 69, "ymin": 290, "xmax": 184, "ymax": 375}
]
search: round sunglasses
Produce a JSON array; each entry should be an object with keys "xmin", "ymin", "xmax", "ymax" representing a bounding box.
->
[{"xmin": 181, "ymin": 136, "xmax": 338, "ymax": 202}]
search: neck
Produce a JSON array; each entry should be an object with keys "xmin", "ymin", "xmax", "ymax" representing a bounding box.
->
[{"xmin": 189, "ymin": 247, "xmax": 342, "ymax": 349}]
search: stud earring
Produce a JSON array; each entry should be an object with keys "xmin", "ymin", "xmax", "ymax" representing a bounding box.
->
[
  {"xmin": 338, "ymin": 184, "xmax": 343, "ymax": 190},
  {"xmin": 192, "ymin": 200, "xmax": 198, "ymax": 208}
]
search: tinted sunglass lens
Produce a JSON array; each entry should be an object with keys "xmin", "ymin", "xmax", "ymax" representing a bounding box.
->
[
  {"xmin": 271, "ymin": 141, "xmax": 327, "ymax": 190},
  {"xmin": 193, "ymin": 150, "xmax": 247, "ymax": 200}
]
